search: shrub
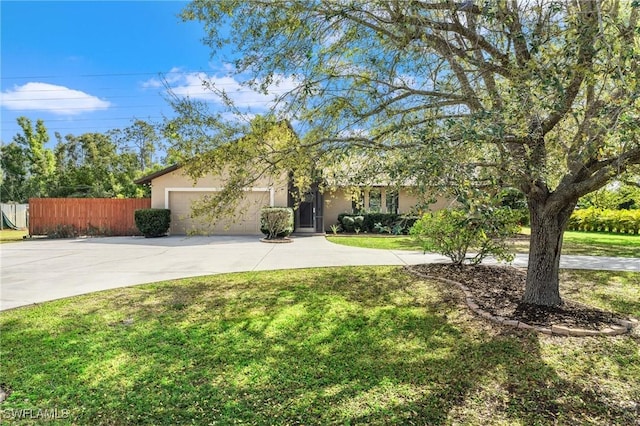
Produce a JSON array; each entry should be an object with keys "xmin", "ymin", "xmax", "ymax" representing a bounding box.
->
[
  {"xmin": 410, "ymin": 207, "xmax": 519, "ymax": 265},
  {"xmin": 361, "ymin": 213, "xmax": 394, "ymax": 231},
  {"xmin": 134, "ymin": 209, "xmax": 171, "ymax": 238},
  {"xmin": 353, "ymin": 216, "xmax": 364, "ymax": 231},
  {"xmin": 337, "ymin": 213, "xmax": 417, "ymax": 234},
  {"xmin": 340, "ymin": 215, "xmax": 364, "ymax": 232},
  {"xmin": 329, "ymin": 224, "xmax": 342, "ymax": 235},
  {"xmin": 567, "ymin": 208, "xmax": 640, "ymax": 234},
  {"xmin": 87, "ymin": 223, "xmax": 114, "ymax": 237},
  {"xmin": 340, "ymin": 215, "xmax": 355, "ymax": 232},
  {"xmin": 46, "ymin": 224, "xmax": 79, "ymax": 239},
  {"xmin": 374, "ymin": 222, "xmax": 392, "ymax": 234},
  {"xmin": 393, "ymin": 216, "xmax": 418, "ymax": 234},
  {"xmin": 260, "ymin": 207, "xmax": 294, "ymax": 239}
]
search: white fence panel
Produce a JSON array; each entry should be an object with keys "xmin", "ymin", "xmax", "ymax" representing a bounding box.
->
[{"xmin": 1, "ymin": 203, "xmax": 29, "ymax": 229}]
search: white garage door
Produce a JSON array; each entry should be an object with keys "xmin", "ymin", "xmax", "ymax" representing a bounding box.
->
[{"xmin": 168, "ymin": 191, "xmax": 270, "ymax": 235}]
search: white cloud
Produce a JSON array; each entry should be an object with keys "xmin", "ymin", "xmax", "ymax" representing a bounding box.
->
[
  {"xmin": 144, "ymin": 69, "xmax": 300, "ymax": 110},
  {"xmin": 0, "ymin": 82, "xmax": 111, "ymax": 115},
  {"xmin": 141, "ymin": 66, "xmax": 184, "ymax": 88},
  {"xmin": 141, "ymin": 78, "xmax": 163, "ymax": 89}
]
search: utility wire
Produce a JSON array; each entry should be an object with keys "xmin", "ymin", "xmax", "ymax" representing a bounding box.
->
[
  {"xmin": 2, "ymin": 116, "xmax": 166, "ymax": 124},
  {"xmin": 1, "ymin": 71, "xmax": 193, "ymax": 80},
  {"xmin": 1, "ymin": 83, "xmax": 259, "ymax": 93}
]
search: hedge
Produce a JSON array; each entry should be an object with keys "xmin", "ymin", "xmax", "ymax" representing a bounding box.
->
[
  {"xmin": 336, "ymin": 213, "xmax": 418, "ymax": 234},
  {"xmin": 567, "ymin": 208, "xmax": 639, "ymax": 234},
  {"xmin": 134, "ymin": 209, "xmax": 171, "ymax": 237}
]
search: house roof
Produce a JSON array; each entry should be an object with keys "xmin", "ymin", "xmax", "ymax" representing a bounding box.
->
[
  {"xmin": 134, "ymin": 156, "xmax": 415, "ymax": 188},
  {"xmin": 134, "ymin": 121, "xmax": 297, "ymax": 186},
  {"xmin": 133, "ymin": 164, "xmax": 180, "ymax": 185}
]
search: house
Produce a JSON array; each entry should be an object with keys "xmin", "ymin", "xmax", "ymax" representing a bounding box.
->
[{"xmin": 135, "ymin": 164, "xmax": 449, "ymax": 235}]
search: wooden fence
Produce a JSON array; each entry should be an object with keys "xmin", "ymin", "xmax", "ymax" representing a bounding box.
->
[{"xmin": 29, "ymin": 198, "xmax": 151, "ymax": 236}]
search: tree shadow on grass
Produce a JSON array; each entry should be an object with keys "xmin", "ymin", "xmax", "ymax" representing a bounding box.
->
[
  {"xmin": 0, "ymin": 267, "xmax": 638, "ymax": 424},
  {"xmin": 561, "ymin": 270, "xmax": 640, "ymax": 318}
]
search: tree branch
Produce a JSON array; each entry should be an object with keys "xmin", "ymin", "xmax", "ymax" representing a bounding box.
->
[{"xmin": 541, "ymin": 1, "xmax": 599, "ymax": 135}]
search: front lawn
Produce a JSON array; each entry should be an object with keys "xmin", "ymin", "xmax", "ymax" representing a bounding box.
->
[
  {"xmin": 1, "ymin": 267, "xmax": 638, "ymax": 425},
  {"xmin": 515, "ymin": 228, "xmax": 640, "ymax": 257},
  {"xmin": 327, "ymin": 235, "xmax": 422, "ymax": 251},
  {"xmin": 327, "ymin": 227, "xmax": 640, "ymax": 258}
]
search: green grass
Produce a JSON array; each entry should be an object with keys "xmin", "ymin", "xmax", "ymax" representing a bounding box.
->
[
  {"xmin": 327, "ymin": 235, "xmax": 422, "ymax": 251},
  {"xmin": 327, "ymin": 227, "xmax": 640, "ymax": 258},
  {"xmin": 1, "ymin": 267, "xmax": 638, "ymax": 425},
  {"xmin": 0, "ymin": 229, "xmax": 27, "ymax": 243}
]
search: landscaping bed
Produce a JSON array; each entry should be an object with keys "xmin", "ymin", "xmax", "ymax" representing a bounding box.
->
[{"xmin": 410, "ymin": 264, "xmax": 636, "ymax": 332}]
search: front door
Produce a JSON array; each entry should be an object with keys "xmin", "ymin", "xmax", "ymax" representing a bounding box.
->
[
  {"xmin": 290, "ymin": 182, "xmax": 324, "ymax": 233},
  {"xmin": 297, "ymin": 191, "xmax": 315, "ymax": 232}
]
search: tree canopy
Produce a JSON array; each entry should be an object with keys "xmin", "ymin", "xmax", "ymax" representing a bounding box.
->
[
  {"xmin": 110, "ymin": 120, "xmax": 162, "ymax": 171},
  {"xmin": 172, "ymin": 0, "xmax": 640, "ymax": 306},
  {"xmin": 51, "ymin": 131, "xmax": 146, "ymax": 198},
  {"xmin": 1, "ymin": 117, "xmax": 164, "ymax": 202},
  {"xmin": 1, "ymin": 118, "xmax": 55, "ymax": 202},
  {"xmin": 180, "ymin": 0, "xmax": 639, "ymax": 186}
]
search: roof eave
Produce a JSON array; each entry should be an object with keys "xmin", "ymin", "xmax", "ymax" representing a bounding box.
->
[{"xmin": 133, "ymin": 164, "xmax": 181, "ymax": 185}]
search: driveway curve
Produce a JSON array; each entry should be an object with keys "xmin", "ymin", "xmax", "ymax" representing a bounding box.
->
[{"xmin": 1, "ymin": 235, "xmax": 639, "ymax": 311}]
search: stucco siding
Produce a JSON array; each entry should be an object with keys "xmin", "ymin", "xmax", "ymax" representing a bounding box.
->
[
  {"xmin": 146, "ymin": 166, "xmax": 452, "ymax": 234},
  {"xmin": 323, "ymin": 187, "xmax": 449, "ymax": 228},
  {"xmin": 149, "ymin": 169, "xmax": 288, "ymax": 235},
  {"xmin": 323, "ymin": 189, "xmax": 354, "ymax": 228}
]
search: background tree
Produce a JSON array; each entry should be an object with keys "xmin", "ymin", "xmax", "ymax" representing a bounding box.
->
[
  {"xmin": 52, "ymin": 131, "xmax": 145, "ymax": 198},
  {"xmin": 577, "ymin": 182, "xmax": 640, "ymax": 210},
  {"xmin": 1, "ymin": 117, "xmax": 150, "ymax": 200},
  {"xmin": 110, "ymin": 119, "xmax": 162, "ymax": 171},
  {"xmin": 2, "ymin": 117, "xmax": 56, "ymax": 200},
  {"xmin": 176, "ymin": 0, "xmax": 640, "ymax": 307},
  {"xmin": 0, "ymin": 142, "xmax": 29, "ymax": 202}
]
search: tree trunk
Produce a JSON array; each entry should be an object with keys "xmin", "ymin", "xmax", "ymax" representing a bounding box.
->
[{"xmin": 522, "ymin": 197, "xmax": 576, "ymax": 307}]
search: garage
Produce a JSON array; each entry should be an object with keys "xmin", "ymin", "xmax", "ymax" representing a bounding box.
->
[
  {"xmin": 133, "ymin": 163, "xmax": 288, "ymax": 236},
  {"xmin": 168, "ymin": 189, "xmax": 272, "ymax": 235}
]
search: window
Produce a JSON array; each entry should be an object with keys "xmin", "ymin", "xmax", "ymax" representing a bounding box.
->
[
  {"xmin": 351, "ymin": 192, "xmax": 365, "ymax": 213},
  {"xmin": 368, "ymin": 188, "xmax": 382, "ymax": 212},
  {"xmin": 386, "ymin": 190, "xmax": 399, "ymax": 214}
]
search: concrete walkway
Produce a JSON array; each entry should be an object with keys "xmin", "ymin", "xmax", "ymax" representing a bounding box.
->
[{"xmin": 1, "ymin": 235, "xmax": 639, "ymax": 311}]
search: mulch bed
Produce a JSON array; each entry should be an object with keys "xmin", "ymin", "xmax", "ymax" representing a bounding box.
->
[{"xmin": 411, "ymin": 263, "xmax": 628, "ymax": 331}]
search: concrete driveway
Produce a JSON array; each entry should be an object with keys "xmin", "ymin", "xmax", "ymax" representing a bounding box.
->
[{"xmin": 1, "ymin": 235, "xmax": 639, "ymax": 311}]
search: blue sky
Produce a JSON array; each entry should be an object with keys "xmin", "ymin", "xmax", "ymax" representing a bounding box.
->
[{"xmin": 1, "ymin": 1, "xmax": 293, "ymax": 145}]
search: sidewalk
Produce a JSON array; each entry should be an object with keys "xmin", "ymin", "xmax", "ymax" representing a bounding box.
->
[{"xmin": 1, "ymin": 235, "xmax": 639, "ymax": 311}]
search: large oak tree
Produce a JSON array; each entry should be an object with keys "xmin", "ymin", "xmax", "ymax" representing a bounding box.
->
[{"xmin": 175, "ymin": 0, "xmax": 639, "ymax": 306}]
